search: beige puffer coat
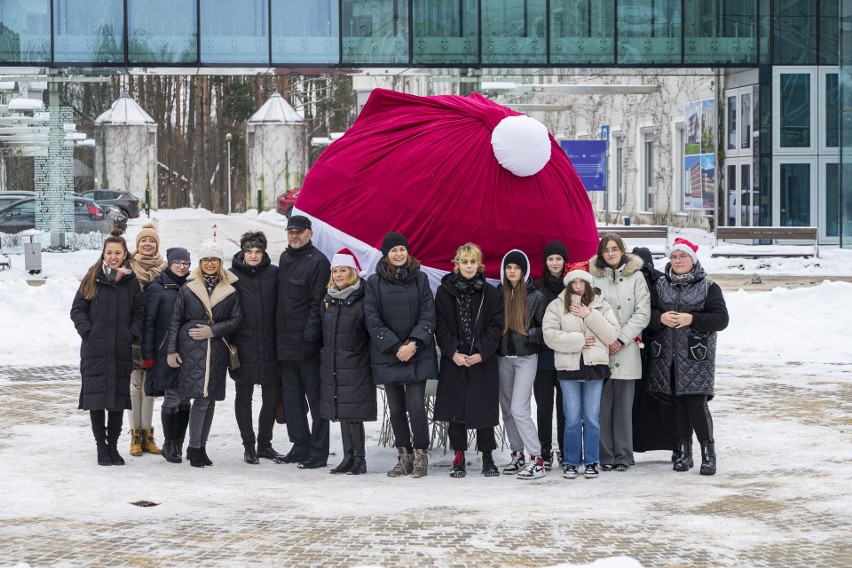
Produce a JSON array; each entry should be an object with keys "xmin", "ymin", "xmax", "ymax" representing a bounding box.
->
[{"xmin": 543, "ymin": 291, "xmax": 620, "ymax": 372}]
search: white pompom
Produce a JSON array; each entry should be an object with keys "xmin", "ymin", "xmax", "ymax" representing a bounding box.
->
[{"xmin": 491, "ymin": 115, "xmax": 551, "ymax": 177}]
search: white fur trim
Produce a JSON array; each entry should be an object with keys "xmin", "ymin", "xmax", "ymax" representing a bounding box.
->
[
  {"xmin": 564, "ymin": 269, "xmax": 594, "ymax": 286},
  {"xmin": 669, "ymin": 243, "xmax": 698, "ymax": 262},
  {"xmin": 491, "ymin": 115, "xmax": 551, "ymax": 177}
]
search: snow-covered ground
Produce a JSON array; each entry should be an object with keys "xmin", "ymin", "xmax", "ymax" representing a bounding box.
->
[{"xmin": 0, "ymin": 211, "xmax": 849, "ymax": 566}]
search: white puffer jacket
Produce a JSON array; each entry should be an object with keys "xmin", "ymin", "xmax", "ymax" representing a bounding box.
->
[
  {"xmin": 589, "ymin": 254, "xmax": 651, "ymax": 380},
  {"xmin": 543, "ymin": 291, "xmax": 620, "ymax": 372}
]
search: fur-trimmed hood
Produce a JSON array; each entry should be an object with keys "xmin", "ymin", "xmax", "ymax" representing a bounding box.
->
[
  {"xmin": 589, "ymin": 253, "xmax": 645, "ymax": 279},
  {"xmin": 186, "ymin": 270, "xmax": 239, "ymax": 313}
]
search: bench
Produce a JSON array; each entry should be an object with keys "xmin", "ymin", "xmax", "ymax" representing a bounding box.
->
[
  {"xmin": 598, "ymin": 225, "xmax": 669, "ymax": 256},
  {"xmin": 0, "ymin": 254, "xmax": 9, "ymax": 270},
  {"xmin": 712, "ymin": 226, "xmax": 819, "ymax": 258}
]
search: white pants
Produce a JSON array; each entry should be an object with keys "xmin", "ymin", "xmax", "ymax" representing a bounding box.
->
[
  {"xmin": 498, "ymin": 355, "xmax": 541, "ymax": 456},
  {"xmin": 128, "ymin": 369, "xmax": 156, "ymax": 429}
]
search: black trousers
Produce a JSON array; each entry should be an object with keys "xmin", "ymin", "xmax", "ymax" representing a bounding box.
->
[
  {"xmin": 384, "ymin": 381, "xmax": 430, "ymax": 451},
  {"xmin": 280, "ymin": 358, "xmax": 329, "ymax": 460},
  {"xmin": 448, "ymin": 422, "xmax": 496, "ymax": 453},
  {"xmin": 674, "ymin": 394, "xmax": 713, "ymax": 443},
  {"xmin": 234, "ymin": 381, "xmax": 281, "ymax": 448},
  {"xmin": 533, "ymin": 369, "xmax": 564, "ymax": 455},
  {"xmin": 340, "ymin": 420, "xmax": 366, "ymax": 459}
]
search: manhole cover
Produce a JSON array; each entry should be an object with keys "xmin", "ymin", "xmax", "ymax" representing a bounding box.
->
[{"xmin": 130, "ymin": 500, "xmax": 159, "ymax": 507}]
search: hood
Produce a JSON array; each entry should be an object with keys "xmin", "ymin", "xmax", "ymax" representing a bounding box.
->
[
  {"xmin": 631, "ymin": 247, "xmax": 655, "ymax": 273},
  {"xmin": 500, "ymin": 249, "xmax": 531, "ymax": 282},
  {"xmin": 230, "ymin": 250, "xmax": 272, "ymax": 274},
  {"xmin": 589, "ymin": 254, "xmax": 644, "ymax": 279}
]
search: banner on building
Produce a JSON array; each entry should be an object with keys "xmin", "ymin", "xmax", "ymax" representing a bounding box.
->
[
  {"xmin": 560, "ymin": 140, "xmax": 607, "ymax": 191},
  {"xmin": 683, "ymin": 99, "xmax": 716, "ymax": 209}
]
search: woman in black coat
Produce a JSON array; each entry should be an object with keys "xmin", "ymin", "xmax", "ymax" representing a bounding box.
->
[
  {"xmin": 433, "ymin": 243, "xmax": 503, "ymax": 479},
  {"xmin": 167, "ymin": 240, "xmax": 242, "ymax": 468},
  {"xmin": 228, "ymin": 231, "xmax": 282, "ymax": 465},
  {"xmin": 70, "ymin": 230, "xmax": 144, "ymax": 466},
  {"xmin": 364, "ymin": 232, "xmax": 438, "ymax": 479},
  {"xmin": 142, "ymin": 247, "xmax": 193, "ymax": 464},
  {"xmin": 320, "ymin": 249, "xmax": 376, "ymax": 476}
]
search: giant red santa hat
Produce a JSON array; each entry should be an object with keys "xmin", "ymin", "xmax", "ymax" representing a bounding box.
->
[{"xmin": 294, "ymin": 88, "xmax": 598, "ymax": 290}]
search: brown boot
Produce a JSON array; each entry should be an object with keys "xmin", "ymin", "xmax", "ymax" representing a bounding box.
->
[
  {"xmin": 142, "ymin": 428, "xmax": 162, "ymax": 454},
  {"xmin": 129, "ymin": 429, "xmax": 143, "ymax": 456}
]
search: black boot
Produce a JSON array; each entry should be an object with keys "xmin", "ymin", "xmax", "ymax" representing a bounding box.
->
[
  {"xmin": 330, "ymin": 452, "xmax": 354, "ymax": 475},
  {"xmin": 161, "ymin": 408, "xmax": 182, "ymax": 464},
  {"xmin": 700, "ymin": 441, "xmax": 716, "ymax": 476},
  {"xmin": 244, "ymin": 444, "xmax": 259, "ymax": 465},
  {"xmin": 481, "ymin": 451, "xmax": 499, "ymax": 477},
  {"xmin": 347, "ymin": 456, "xmax": 366, "ymax": 475},
  {"xmin": 106, "ymin": 413, "xmax": 125, "ymax": 466},
  {"xmin": 199, "ymin": 446, "xmax": 213, "ymax": 466},
  {"xmin": 175, "ymin": 406, "xmax": 190, "ymax": 460},
  {"xmin": 450, "ymin": 451, "xmax": 466, "ymax": 478},
  {"xmin": 673, "ymin": 439, "xmax": 693, "ymax": 472},
  {"xmin": 90, "ymin": 412, "xmax": 111, "ymax": 466},
  {"xmin": 187, "ymin": 446, "xmax": 205, "ymax": 468}
]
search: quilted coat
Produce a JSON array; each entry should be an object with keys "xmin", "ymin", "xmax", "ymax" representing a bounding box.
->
[
  {"xmin": 141, "ymin": 270, "xmax": 186, "ymax": 395},
  {"xmin": 70, "ymin": 269, "xmax": 144, "ymax": 411},
  {"xmin": 318, "ymin": 283, "xmax": 377, "ymax": 422},
  {"xmin": 542, "ymin": 291, "xmax": 621, "ymax": 372},
  {"xmin": 229, "ymin": 252, "xmax": 279, "ymax": 385},
  {"xmin": 167, "ymin": 272, "xmax": 243, "ymax": 401}
]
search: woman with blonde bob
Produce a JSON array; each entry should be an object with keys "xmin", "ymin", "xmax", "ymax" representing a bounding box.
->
[{"xmin": 434, "ymin": 243, "xmax": 503, "ymax": 478}]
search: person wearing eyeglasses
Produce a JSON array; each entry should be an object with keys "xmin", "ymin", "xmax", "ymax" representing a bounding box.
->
[
  {"xmin": 166, "ymin": 240, "xmax": 243, "ymax": 468},
  {"xmin": 645, "ymin": 238, "xmax": 729, "ymax": 476},
  {"xmin": 142, "ymin": 247, "xmax": 193, "ymax": 464}
]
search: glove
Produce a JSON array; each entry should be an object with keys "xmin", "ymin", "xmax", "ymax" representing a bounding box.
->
[
  {"xmin": 188, "ymin": 324, "xmax": 214, "ymax": 340},
  {"xmin": 167, "ymin": 352, "xmax": 182, "ymax": 368},
  {"xmin": 142, "ymin": 357, "xmax": 155, "ymax": 369},
  {"xmin": 301, "ymin": 341, "xmax": 316, "ymax": 361}
]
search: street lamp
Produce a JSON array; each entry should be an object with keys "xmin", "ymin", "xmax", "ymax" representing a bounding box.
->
[{"xmin": 225, "ymin": 132, "xmax": 232, "ymax": 215}]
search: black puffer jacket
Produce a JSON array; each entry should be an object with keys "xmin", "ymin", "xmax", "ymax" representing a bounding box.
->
[
  {"xmin": 533, "ymin": 272, "xmax": 565, "ymax": 371},
  {"xmin": 276, "ymin": 241, "xmax": 331, "ymax": 360},
  {"xmin": 497, "ymin": 279, "xmax": 547, "ymax": 357},
  {"xmin": 167, "ymin": 273, "xmax": 243, "ymax": 401},
  {"xmin": 229, "ymin": 252, "xmax": 278, "ymax": 385},
  {"xmin": 319, "ymin": 283, "xmax": 377, "ymax": 422},
  {"xmin": 364, "ymin": 262, "xmax": 438, "ymax": 385},
  {"xmin": 142, "ymin": 270, "xmax": 186, "ymax": 395},
  {"xmin": 70, "ymin": 269, "xmax": 144, "ymax": 411}
]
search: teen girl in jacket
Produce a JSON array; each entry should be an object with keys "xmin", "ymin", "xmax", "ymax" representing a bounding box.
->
[
  {"xmin": 70, "ymin": 230, "xmax": 144, "ymax": 466},
  {"xmin": 543, "ymin": 261, "xmax": 620, "ymax": 480}
]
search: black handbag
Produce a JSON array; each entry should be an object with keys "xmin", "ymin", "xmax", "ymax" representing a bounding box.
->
[{"xmin": 204, "ymin": 306, "xmax": 240, "ymax": 370}]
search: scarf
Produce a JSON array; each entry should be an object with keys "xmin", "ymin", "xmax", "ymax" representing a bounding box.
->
[
  {"xmin": 328, "ymin": 279, "xmax": 361, "ymax": 301},
  {"xmin": 541, "ymin": 271, "xmax": 565, "ymax": 295},
  {"xmin": 131, "ymin": 252, "xmax": 165, "ymax": 286},
  {"xmin": 102, "ymin": 262, "xmax": 132, "ymax": 283},
  {"xmin": 202, "ymin": 274, "xmax": 220, "ymax": 296},
  {"xmin": 164, "ymin": 269, "xmax": 189, "ymax": 286},
  {"xmin": 452, "ymin": 272, "xmax": 484, "ymax": 347}
]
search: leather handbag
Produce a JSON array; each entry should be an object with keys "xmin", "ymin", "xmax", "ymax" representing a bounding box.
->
[{"xmin": 204, "ymin": 306, "xmax": 240, "ymax": 370}]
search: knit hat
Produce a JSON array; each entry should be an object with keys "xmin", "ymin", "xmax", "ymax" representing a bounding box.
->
[
  {"xmin": 331, "ymin": 248, "xmax": 366, "ymax": 277},
  {"xmin": 136, "ymin": 223, "xmax": 160, "ymax": 251},
  {"xmin": 240, "ymin": 230, "xmax": 267, "ymax": 252},
  {"xmin": 542, "ymin": 240, "xmax": 569, "ymax": 265},
  {"xmin": 286, "ymin": 215, "xmax": 312, "ymax": 231},
  {"xmin": 381, "ymin": 232, "xmax": 409, "ymax": 257},
  {"xmin": 669, "ymin": 237, "xmax": 699, "ymax": 263},
  {"xmin": 501, "ymin": 249, "xmax": 530, "ymax": 281},
  {"xmin": 166, "ymin": 247, "xmax": 191, "ymax": 266},
  {"xmin": 197, "ymin": 240, "xmax": 224, "ymax": 262},
  {"xmin": 563, "ymin": 260, "xmax": 594, "ymax": 286}
]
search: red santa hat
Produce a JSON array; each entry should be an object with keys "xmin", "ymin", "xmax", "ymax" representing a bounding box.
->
[
  {"xmin": 331, "ymin": 248, "xmax": 366, "ymax": 277},
  {"xmin": 669, "ymin": 237, "xmax": 699, "ymax": 263},
  {"xmin": 563, "ymin": 260, "xmax": 594, "ymax": 286}
]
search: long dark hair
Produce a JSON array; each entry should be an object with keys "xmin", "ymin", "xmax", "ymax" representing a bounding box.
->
[
  {"xmin": 502, "ymin": 276, "xmax": 529, "ymax": 336},
  {"xmin": 379, "ymin": 255, "xmax": 421, "ymax": 280},
  {"xmin": 79, "ymin": 230, "xmax": 129, "ymax": 300},
  {"xmin": 564, "ymin": 280, "xmax": 597, "ymax": 310}
]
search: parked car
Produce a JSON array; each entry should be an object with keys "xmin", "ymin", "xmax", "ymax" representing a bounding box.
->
[
  {"xmin": 80, "ymin": 189, "xmax": 140, "ymax": 218},
  {"xmin": 0, "ymin": 191, "xmax": 36, "ymax": 211},
  {"xmin": 100, "ymin": 204, "xmax": 128, "ymax": 232},
  {"xmin": 276, "ymin": 188, "xmax": 301, "ymax": 217},
  {"xmin": 0, "ymin": 196, "xmax": 111, "ymax": 234}
]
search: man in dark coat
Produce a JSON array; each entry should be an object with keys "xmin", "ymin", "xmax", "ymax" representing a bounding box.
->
[{"xmin": 275, "ymin": 215, "xmax": 332, "ymax": 468}]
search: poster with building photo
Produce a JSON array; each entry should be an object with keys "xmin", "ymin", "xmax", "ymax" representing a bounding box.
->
[{"xmin": 683, "ymin": 98, "xmax": 716, "ymax": 209}]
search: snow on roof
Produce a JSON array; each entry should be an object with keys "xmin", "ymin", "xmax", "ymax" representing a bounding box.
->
[
  {"xmin": 247, "ymin": 92, "xmax": 303, "ymax": 124},
  {"xmin": 94, "ymin": 91, "xmax": 155, "ymax": 125}
]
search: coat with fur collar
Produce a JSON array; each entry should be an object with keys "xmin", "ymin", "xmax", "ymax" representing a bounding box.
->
[
  {"xmin": 167, "ymin": 272, "xmax": 243, "ymax": 400},
  {"xmin": 589, "ymin": 254, "xmax": 651, "ymax": 379}
]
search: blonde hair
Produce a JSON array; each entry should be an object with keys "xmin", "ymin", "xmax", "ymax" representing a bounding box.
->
[
  {"xmin": 452, "ymin": 242, "xmax": 485, "ymax": 273},
  {"xmin": 327, "ymin": 267, "xmax": 360, "ymax": 290}
]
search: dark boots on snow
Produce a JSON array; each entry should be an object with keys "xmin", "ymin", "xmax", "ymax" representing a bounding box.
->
[
  {"xmin": 187, "ymin": 446, "xmax": 206, "ymax": 468},
  {"xmin": 244, "ymin": 444, "xmax": 259, "ymax": 465},
  {"xmin": 347, "ymin": 456, "xmax": 366, "ymax": 475},
  {"xmin": 700, "ymin": 440, "xmax": 717, "ymax": 476},
  {"xmin": 450, "ymin": 451, "xmax": 466, "ymax": 478},
  {"xmin": 330, "ymin": 452, "xmax": 354, "ymax": 474},
  {"xmin": 481, "ymin": 451, "xmax": 499, "ymax": 477},
  {"xmin": 673, "ymin": 439, "xmax": 693, "ymax": 472},
  {"xmin": 160, "ymin": 407, "xmax": 182, "ymax": 464}
]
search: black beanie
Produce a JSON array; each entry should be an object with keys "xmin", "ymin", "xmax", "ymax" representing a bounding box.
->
[
  {"xmin": 381, "ymin": 232, "xmax": 409, "ymax": 257},
  {"xmin": 240, "ymin": 230, "xmax": 267, "ymax": 252},
  {"xmin": 502, "ymin": 249, "xmax": 528, "ymax": 279},
  {"xmin": 542, "ymin": 241, "xmax": 569, "ymax": 264},
  {"xmin": 166, "ymin": 247, "xmax": 191, "ymax": 266}
]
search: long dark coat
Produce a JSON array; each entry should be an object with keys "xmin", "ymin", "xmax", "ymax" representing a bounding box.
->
[
  {"xmin": 364, "ymin": 263, "xmax": 438, "ymax": 385},
  {"xmin": 276, "ymin": 241, "xmax": 330, "ymax": 360},
  {"xmin": 229, "ymin": 252, "xmax": 279, "ymax": 385},
  {"xmin": 167, "ymin": 273, "xmax": 243, "ymax": 401},
  {"xmin": 433, "ymin": 273, "xmax": 504, "ymax": 429},
  {"xmin": 70, "ymin": 269, "xmax": 144, "ymax": 411},
  {"xmin": 532, "ymin": 273, "xmax": 565, "ymax": 371},
  {"xmin": 319, "ymin": 283, "xmax": 377, "ymax": 422},
  {"xmin": 141, "ymin": 270, "xmax": 186, "ymax": 395}
]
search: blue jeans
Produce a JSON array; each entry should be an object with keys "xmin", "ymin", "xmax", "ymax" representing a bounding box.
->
[{"xmin": 560, "ymin": 379, "xmax": 604, "ymax": 467}]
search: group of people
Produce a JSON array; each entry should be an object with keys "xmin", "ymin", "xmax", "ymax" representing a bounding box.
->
[{"xmin": 70, "ymin": 217, "xmax": 729, "ymax": 479}]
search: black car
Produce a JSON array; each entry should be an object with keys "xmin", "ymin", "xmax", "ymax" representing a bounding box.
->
[
  {"xmin": 0, "ymin": 196, "xmax": 112, "ymax": 234},
  {"xmin": 81, "ymin": 189, "xmax": 140, "ymax": 219}
]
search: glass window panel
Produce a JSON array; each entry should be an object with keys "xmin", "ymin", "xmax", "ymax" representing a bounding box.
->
[
  {"xmin": 684, "ymin": 0, "xmax": 758, "ymax": 64},
  {"xmin": 825, "ymin": 162, "xmax": 838, "ymax": 237},
  {"xmin": 819, "ymin": 0, "xmax": 838, "ymax": 65},
  {"xmin": 759, "ymin": 156, "xmax": 771, "ymax": 224},
  {"xmin": 481, "ymin": 0, "xmax": 546, "ymax": 64},
  {"xmin": 740, "ymin": 163, "xmax": 754, "ymax": 225},
  {"xmin": 200, "ymin": 0, "xmax": 268, "ymax": 65},
  {"xmin": 0, "ymin": 0, "xmax": 50, "ymax": 62},
  {"xmin": 412, "ymin": 0, "xmax": 477, "ymax": 65},
  {"xmin": 616, "ymin": 138, "xmax": 624, "ymax": 209},
  {"xmin": 53, "ymin": 0, "xmax": 124, "ymax": 63},
  {"xmin": 773, "ymin": 0, "xmax": 816, "ymax": 64},
  {"xmin": 618, "ymin": 0, "xmax": 682, "ymax": 64},
  {"xmin": 741, "ymin": 92, "xmax": 751, "ymax": 149},
  {"xmin": 726, "ymin": 164, "xmax": 737, "ymax": 224},
  {"xmin": 779, "ymin": 73, "xmax": 810, "ymax": 148},
  {"xmin": 727, "ymin": 95, "xmax": 737, "ymax": 150},
  {"xmin": 341, "ymin": 0, "xmax": 409, "ymax": 65},
  {"xmin": 128, "ymin": 0, "xmax": 196, "ymax": 64},
  {"xmin": 644, "ymin": 133, "xmax": 654, "ymax": 209},
  {"xmin": 779, "ymin": 162, "xmax": 811, "ymax": 226},
  {"xmin": 550, "ymin": 0, "xmax": 614, "ymax": 65},
  {"xmin": 272, "ymin": 0, "xmax": 339, "ymax": 65},
  {"xmin": 825, "ymin": 72, "xmax": 838, "ymax": 147}
]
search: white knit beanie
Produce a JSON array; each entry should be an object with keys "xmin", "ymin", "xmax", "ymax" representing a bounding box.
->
[{"xmin": 197, "ymin": 240, "xmax": 224, "ymax": 262}]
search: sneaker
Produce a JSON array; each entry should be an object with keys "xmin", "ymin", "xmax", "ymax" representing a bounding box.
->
[
  {"xmin": 563, "ymin": 464, "xmax": 578, "ymax": 479},
  {"xmin": 516, "ymin": 456, "xmax": 545, "ymax": 480},
  {"xmin": 502, "ymin": 451, "xmax": 525, "ymax": 475},
  {"xmin": 601, "ymin": 464, "xmax": 613, "ymax": 472},
  {"xmin": 584, "ymin": 463, "xmax": 599, "ymax": 478},
  {"xmin": 614, "ymin": 464, "xmax": 629, "ymax": 472},
  {"xmin": 450, "ymin": 451, "xmax": 466, "ymax": 478},
  {"xmin": 541, "ymin": 457, "xmax": 552, "ymax": 471}
]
